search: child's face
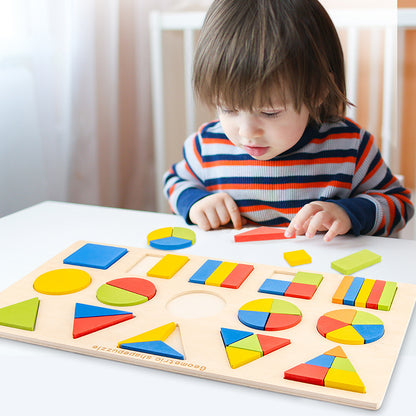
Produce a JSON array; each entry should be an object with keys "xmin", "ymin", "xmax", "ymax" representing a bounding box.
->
[{"xmin": 217, "ymin": 102, "xmax": 310, "ymax": 160}]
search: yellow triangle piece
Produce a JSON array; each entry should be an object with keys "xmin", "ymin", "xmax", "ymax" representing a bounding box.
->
[
  {"xmin": 117, "ymin": 322, "xmax": 176, "ymax": 347},
  {"xmin": 324, "ymin": 346, "xmax": 347, "ymax": 358},
  {"xmin": 226, "ymin": 346, "xmax": 262, "ymax": 369},
  {"xmin": 324, "ymin": 368, "xmax": 366, "ymax": 393}
]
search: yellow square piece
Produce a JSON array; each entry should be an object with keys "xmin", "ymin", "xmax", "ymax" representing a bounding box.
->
[
  {"xmin": 283, "ymin": 249, "xmax": 312, "ymax": 267},
  {"xmin": 147, "ymin": 254, "xmax": 189, "ymax": 279}
]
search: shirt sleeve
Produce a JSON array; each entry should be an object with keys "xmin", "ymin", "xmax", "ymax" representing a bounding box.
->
[
  {"xmin": 163, "ymin": 128, "xmax": 212, "ymax": 222},
  {"xmin": 330, "ymin": 130, "xmax": 414, "ymax": 236}
]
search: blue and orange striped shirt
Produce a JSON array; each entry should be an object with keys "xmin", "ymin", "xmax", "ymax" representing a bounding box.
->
[{"xmin": 163, "ymin": 118, "xmax": 414, "ymax": 236}]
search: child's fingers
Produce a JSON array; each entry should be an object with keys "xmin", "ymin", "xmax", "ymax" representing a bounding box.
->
[
  {"xmin": 223, "ymin": 195, "xmax": 243, "ymax": 229},
  {"xmin": 287, "ymin": 203, "xmax": 321, "ymax": 236},
  {"xmin": 323, "ymin": 221, "xmax": 342, "ymax": 242}
]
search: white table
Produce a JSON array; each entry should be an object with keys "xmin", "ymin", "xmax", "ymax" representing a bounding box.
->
[{"xmin": 0, "ymin": 201, "xmax": 415, "ymax": 415}]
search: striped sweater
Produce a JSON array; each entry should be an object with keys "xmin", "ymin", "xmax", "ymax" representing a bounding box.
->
[{"xmin": 163, "ymin": 118, "xmax": 414, "ymax": 236}]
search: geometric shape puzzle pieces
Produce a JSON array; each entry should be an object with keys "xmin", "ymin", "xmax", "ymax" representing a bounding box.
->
[
  {"xmin": 238, "ymin": 298, "xmax": 302, "ymax": 331},
  {"xmin": 118, "ymin": 322, "xmax": 184, "ymax": 360},
  {"xmin": 72, "ymin": 303, "xmax": 134, "ymax": 339},
  {"xmin": 332, "ymin": 276, "xmax": 398, "ymax": 311},
  {"xmin": 317, "ymin": 309, "xmax": 385, "ymax": 344},
  {"xmin": 189, "ymin": 259, "xmax": 254, "ymax": 289},
  {"xmin": 259, "ymin": 271, "xmax": 323, "ymax": 300},
  {"xmin": 63, "ymin": 243, "xmax": 128, "ymax": 270},
  {"xmin": 284, "ymin": 346, "xmax": 366, "ymax": 393},
  {"xmin": 283, "ymin": 249, "xmax": 312, "ymax": 267},
  {"xmin": 234, "ymin": 226, "xmax": 295, "ymax": 242},
  {"xmin": 220, "ymin": 327, "xmax": 290, "ymax": 368},
  {"xmin": 33, "ymin": 268, "xmax": 92, "ymax": 295},
  {"xmin": 147, "ymin": 227, "xmax": 196, "ymax": 250},
  {"xmin": 147, "ymin": 254, "xmax": 189, "ymax": 279},
  {"xmin": 0, "ymin": 297, "xmax": 40, "ymax": 331},
  {"xmin": 96, "ymin": 277, "xmax": 156, "ymax": 307},
  {"xmin": 331, "ymin": 249, "xmax": 381, "ymax": 275}
]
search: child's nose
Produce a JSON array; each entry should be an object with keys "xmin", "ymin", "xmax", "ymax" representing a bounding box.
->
[{"xmin": 238, "ymin": 114, "xmax": 263, "ymax": 140}]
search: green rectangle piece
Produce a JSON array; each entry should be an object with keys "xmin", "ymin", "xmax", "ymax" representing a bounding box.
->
[
  {"xmin": 378, "ymin": 281, "xmax": 398, "ymax": 311},
  {"xmin": 292, "ymin": 271, "xmax": 323, "ymax": 287},
  {"xmin": 331, "ymin": 249, "xmax": 381, "ymax": 275}
]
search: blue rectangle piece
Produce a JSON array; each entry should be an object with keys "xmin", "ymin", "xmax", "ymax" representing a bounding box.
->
[
  {"xmin": 63, "ymin": 243, "xmax": 128, "ymax": 270},
  {"xmin": 343, "ymin": 276, "xmax": 365, "ymax": 306},
  {"xmin": 189, "ymin": 259, "xmax": 222, "ymax": 284},
  {"xmin": 258, "ymin": 279, "xmax": 291, "ymax": 296}
]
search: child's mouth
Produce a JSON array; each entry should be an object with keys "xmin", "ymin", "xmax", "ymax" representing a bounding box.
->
[{"xmin": 243, "ymin": 145, "xmax": 269, "ymax": 157}]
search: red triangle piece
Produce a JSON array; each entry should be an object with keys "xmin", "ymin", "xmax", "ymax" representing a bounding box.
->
[
  {"xmin": 256, "ymin": 334, "xmax": 290, "ymax": 355},
  {"xmin": 73, "ymin": 313, "xmax": 134, "ymax": 338},
  {"xmin": 106, "ymin": 277, "xmax": 156, "ymax": 299},
  {"xmin": 234, "ymin": 227, "xmax": 294, "ymax": 242}
]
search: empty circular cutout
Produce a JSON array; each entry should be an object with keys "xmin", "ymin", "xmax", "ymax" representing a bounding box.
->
[{"xmin": 166, "ymin": 291, "xmax": 225, "ymax": 319}]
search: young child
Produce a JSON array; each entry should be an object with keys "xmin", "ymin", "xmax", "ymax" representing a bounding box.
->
[{"xmin": 163, "ymin": 0, "xmax": 414, "ymax": 242}]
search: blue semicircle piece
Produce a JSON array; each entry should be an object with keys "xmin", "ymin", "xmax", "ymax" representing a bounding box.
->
[{"xmin": 149, "ymin": 237, "xmax": 192, "ymax": 250}]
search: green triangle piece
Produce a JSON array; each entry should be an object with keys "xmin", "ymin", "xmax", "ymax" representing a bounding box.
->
[
  {"xmin": 230, "ymin": 334, "xmax": 263, "ymax": 354},
  {"xmin": 331, "ymin": 357, "xmax": 356, "ymax": 372},
  {"xmin": 0, "ymin": 297, "xmax": 40, "ymax": 331}
]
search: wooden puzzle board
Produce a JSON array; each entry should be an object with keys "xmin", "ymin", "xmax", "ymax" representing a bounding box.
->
[{"xmin": 0, "ymin": 240, "xmax": 415, "ymax": 410}]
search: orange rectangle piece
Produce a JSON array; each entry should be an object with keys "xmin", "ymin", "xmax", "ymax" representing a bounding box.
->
[{"xmin": 332, "ymin": 275, "xmax": 354, "ymax": 304}]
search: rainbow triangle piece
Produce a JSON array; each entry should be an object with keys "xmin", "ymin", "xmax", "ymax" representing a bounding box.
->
[
  {"xmin": 72, "ymin": 303, "xmax": 134, "ymax": 338},
  {"xmin": 118, "ymin": 322, "xmax": 184, "ymax": 360},
  {"xmin": 284, "ymin": 346, "xmax": 365, "ymax": 393},
  {"xmin": 0, "ymin": 297, "xmax": 40, "ymax": 331},
  {"xmin": 220, "ymin": 327, "xmax": 290, "ymax": 369}
]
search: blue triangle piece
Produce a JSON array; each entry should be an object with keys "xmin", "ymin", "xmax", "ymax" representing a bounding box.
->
[
  {"xmin": 120, "ymin": 340, "xmax": 184, "ymax": 360},
  {"xmin": 306, "ymin": 354, "xmax": 335, "ymax": 368},
  {"xmin": 74, "ymin": 303, "xmax": 131, "ymax": 319},
  {"xmin": 220, "ymin": 327, "xmax": 253, "ymax": 347}
]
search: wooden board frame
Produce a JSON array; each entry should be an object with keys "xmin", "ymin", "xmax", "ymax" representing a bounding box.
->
[{"xmin": 0, "ymin": 241, "xmax": 415, "ymax": 410}]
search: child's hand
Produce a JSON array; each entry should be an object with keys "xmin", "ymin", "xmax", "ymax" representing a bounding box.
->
[
  {"xmin": 189, "ymin": 193, "xmax": 246, "ymax": 231},
  {"xmin": 285, "ymin": 201, "xmax": 352, "ymax": 242}
]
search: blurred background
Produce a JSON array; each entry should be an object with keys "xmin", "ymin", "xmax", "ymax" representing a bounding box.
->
[{"xmin": 0, "ymin": 0, "xmax": 415, "ymax": 237}]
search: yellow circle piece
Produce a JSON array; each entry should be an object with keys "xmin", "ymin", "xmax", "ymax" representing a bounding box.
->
[{"xmin": 33, "ymin": 268, "xmax": 92, "ymax": 295}]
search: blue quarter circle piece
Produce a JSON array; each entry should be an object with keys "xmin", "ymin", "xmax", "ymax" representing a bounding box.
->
[
  {"xmin": 352, "ymin": 324, "xmax": 385, "ymax": 343},
  {"xmin": 120, "ymin": 340, "xmax": 184, "ymax": 360},
  {"xmin": 238, "ymin": 310, "xmax": 269, "ymax": 330},
  {"xmin": 149, "ymin": 236, "xmax": 192, "ymax": 250},
  {"xmin": 63, "ymin": 243, "xmax": 128, "ymax": 269},
  {"xmin": 74, "ymin": 302, "xmax": 131, "ymax": 319},
  {"xmin": 220, "ymin": 327, "xmax": 253, "ymax": 347}
]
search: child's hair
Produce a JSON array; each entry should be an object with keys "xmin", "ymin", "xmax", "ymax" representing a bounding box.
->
[{"xmin": 193, "ymin": 0, "xmax": 349, "ymax": 124}]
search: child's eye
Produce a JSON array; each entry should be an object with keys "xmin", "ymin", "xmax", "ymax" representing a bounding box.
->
[
  {"xmin": 261, "ymin": 111, "xmax": 282, "ymax": 119},
  {"xmin": 219, "ymin": 107, "xmax": 238, "ymax": 115}
]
